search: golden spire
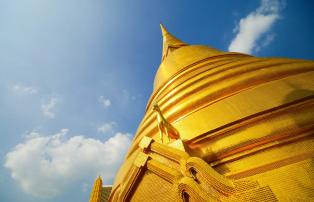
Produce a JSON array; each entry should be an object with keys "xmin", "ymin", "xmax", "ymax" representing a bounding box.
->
[
  {"xmin": 89, "ymin": 176, "xmax": 103, "ymax": 202},
  {"xmin": 160, "ymin": 24, "xmax": 187, "ymax": 61}
]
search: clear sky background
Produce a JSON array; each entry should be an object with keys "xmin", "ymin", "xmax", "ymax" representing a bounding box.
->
[{"xmin": 0, "ymin": 0, "xmax": 313, "ymax": 201}]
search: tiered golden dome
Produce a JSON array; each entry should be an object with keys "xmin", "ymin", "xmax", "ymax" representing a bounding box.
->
[{"xmin": 91, "ymin": 25, "xmax": 314, "ymax": 202}]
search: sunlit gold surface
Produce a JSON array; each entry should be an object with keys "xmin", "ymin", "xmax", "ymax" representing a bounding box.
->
[
  {"xmin": 153, "ymin": 103, "xmax": 180, "ymax": 143},
  {"xmin": 89, "ymin": 176, "xmax": 103, "ymax": 202},
  {"xmin": 94, "ymin": 25, "xmax": 314, "ymax": 201}
]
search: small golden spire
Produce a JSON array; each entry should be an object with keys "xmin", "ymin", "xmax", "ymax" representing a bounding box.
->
[
  {"xmin": 89, "ymin": 176, "xmax": 103, "ymax": 202},
  {"xmin": 160, "ymin": 24, "xmax": 187, "ymax": 61}
]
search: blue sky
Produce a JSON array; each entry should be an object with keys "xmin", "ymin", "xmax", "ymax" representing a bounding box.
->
[{"xmin": 0, "ymin": 0, "xmax": 313, "ymax": 201}]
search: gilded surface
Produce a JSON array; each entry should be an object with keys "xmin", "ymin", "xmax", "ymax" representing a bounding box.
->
[
  {"xmin": 92, "ymin": 25, "xmax": 314, "ymax": 201},
  {"xmin": 153, "ymin": 103, "xmax": 180, "ymax": 143},
  {"xmin": 89, "ymin": 177, "xmax": 112, "ymax": 202},
  {"xmin": 89, "ymin": 177, "xmax": 103, "ymax": 202}
]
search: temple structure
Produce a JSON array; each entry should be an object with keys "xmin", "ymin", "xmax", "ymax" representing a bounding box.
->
[
  {"xmin": 89, "ymin": 176, "xmax": 112, "ymax": 202},
  {"xmin": 90, "ymin": 25, "xmax": 314, "ymax": 201}
]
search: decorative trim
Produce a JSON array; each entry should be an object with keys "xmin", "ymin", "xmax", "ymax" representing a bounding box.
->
[
  {"xmin": 110, "ymin": 136, "xmax": 278, "ymax": 201},
  {"xmin": 138, "ymin": 136, "xmax": 154, "ymax": 152}
]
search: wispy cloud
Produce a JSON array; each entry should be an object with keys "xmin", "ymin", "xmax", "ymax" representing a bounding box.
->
[
  {"xmin": 97, "ymin": 122, "xmax": 116, "ymax": 134},
  {"xmin": 98, "ymin": 96, "xmax": 111, "ymax": 108},
  {"xmin": 12, "ymin": 84, "xmax": 38, "ymax": 95},
  {"xmin": 122, "ymin": 90, "xmax": 137, "ymax": 101},
  {"xmin": 228, "ymin": 0, "xmax": 285, "ymax": 54},
  {"xmin": 41, "ymin": 97, "xmax": 58, "ymax": 119},
  {"xmin": 4, "ymin": 129, "xmax": 131, "ymax": 198}
]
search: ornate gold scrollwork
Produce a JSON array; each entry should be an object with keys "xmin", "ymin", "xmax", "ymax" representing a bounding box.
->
[
  {"xmin": 114, "ymin": 136, "xmax": 277, "ymax": 201},
  {"xmin": 182, "ymin": 157, "xmax": 235, "ymax": 195},
  {"xmin": 175, "ymin": 177, "xmax": 218, "ymax": 202}
]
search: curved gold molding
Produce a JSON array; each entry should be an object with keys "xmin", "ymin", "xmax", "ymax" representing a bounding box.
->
[
  {"xmin": 175, "ymin": 177, "xmax": 218, "ymax": 201},
  {"xmin": 127, "ymin": 60, "xmax": 314, "ymax": 157},
  {"xmin": 181, "ymin": 157, "xmax": 235, "ymax": 195}
]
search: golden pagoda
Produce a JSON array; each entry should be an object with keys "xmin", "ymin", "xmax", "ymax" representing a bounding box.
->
[{"xmin": 91, "ymin": 25, "xmax": 314, "ymax": 201}]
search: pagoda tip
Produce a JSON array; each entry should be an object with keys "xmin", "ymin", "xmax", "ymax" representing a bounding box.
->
[
  {"xmin": 160, "ymin": 23, "xmax": 168, "ymax": 36},
  {"xmin": 159, "ymin": 24, "xmax": 188, "ymax": 61}
]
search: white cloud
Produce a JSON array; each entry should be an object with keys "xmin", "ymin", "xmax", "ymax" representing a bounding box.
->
[
  {"xmin": 122, "ymin": 90, "xmax": 139, "ymax": 102},
  {"xmin": 228, "ymin": 0, "xmax": 285, "ymax": 54},
  {"xmin": 12, "ymin": 84, "xmax": 38, "ymax": 94},
  {"xmin": 4, "ymin": 129, "xmax": 131, "ymax": 198},
  {"xmin": 97, "ymin": 122, "xmax": 116, "ymax": 134},
  {"xmin": 41, "ymin": 97, "xmax": 58, "ymax": 119},
  {"xmin": 98, "ymin": 96, "xmax": 111, "ymax": 108}
]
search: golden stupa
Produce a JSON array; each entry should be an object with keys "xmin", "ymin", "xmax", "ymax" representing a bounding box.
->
[{"xmin": 90, "ymin": 25, "xmax": 314, "ymax": 201}]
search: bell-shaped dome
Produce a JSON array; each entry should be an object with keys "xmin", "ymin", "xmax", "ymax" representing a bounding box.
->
[{"xmin": 154, "ymin": 25, "xmax": 227, "ymax": 92}]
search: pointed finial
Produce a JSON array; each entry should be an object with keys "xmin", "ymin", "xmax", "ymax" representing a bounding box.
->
[
  {"xmin": 96, "ymin": 175, "xmax": 102, "ymax": 181},
  {"xmin": 160, "ymin": 24, "xmax": 168, "ymax": 37},
  {"xmin": 160, "ymin": 24, "xmax": 187, "ymax": 61}
]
